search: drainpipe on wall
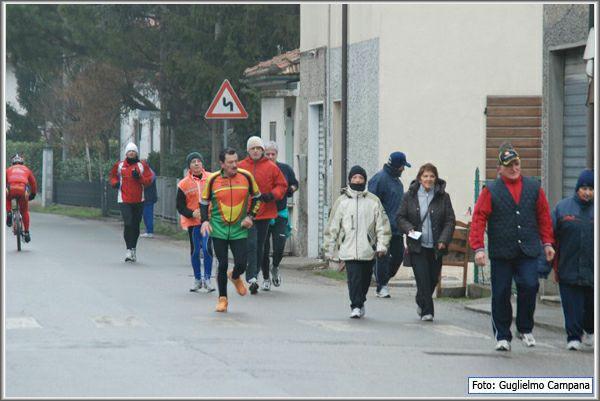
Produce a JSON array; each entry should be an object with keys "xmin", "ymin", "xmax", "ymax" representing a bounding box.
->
[{"xmin": 341, "ymin": 4, "xmax": 348, "ymax": 182}]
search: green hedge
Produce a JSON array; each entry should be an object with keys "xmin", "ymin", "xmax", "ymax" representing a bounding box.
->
[{"xmin": 54, "ymin": 157, "xmax": 115, "ymax": 182}]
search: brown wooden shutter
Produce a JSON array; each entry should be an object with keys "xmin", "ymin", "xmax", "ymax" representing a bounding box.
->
[{"xmin": 485, "ymin": 96, "xmax": 542, "ymax": 180}]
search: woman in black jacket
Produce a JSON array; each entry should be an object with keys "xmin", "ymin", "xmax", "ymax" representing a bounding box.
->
[{"xmin": 397, "ymin": 163, "xmax": 456, "ymax": 321}]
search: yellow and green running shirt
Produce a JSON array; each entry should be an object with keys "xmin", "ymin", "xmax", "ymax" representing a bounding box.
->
[{"xmin": 200, "ymin": 168, "xmax": 261, "ymax": 240}]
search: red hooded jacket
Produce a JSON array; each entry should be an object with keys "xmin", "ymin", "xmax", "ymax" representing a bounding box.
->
[
  {"xmin": 238, "ymin": 156, "xmax": 287, "ymax": 220},
  {"xmin": 109, "ymin": 159, "xmax": 154, "ymax": 203}
]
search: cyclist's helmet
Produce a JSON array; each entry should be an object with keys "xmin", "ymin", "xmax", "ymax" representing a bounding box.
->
[{"xmin": 11, "ymin": 154, "xmax": 24, "ymax": 165}]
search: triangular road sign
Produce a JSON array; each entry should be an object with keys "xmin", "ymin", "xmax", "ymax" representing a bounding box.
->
[{"xmin": 205, "ymin": 79, "xmax": 248, "ymax": 119}]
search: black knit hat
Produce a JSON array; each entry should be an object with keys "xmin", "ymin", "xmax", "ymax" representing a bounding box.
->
[{"xmin": 348, "ymin": 165, "xmax": 367, "ymax": 183}]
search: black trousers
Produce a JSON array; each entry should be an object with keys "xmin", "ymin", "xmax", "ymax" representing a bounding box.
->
[
  {"xmin": 261, "ymin": 216, "xmax": 288, "ymax": 273},
  {"xmin": 411, "ymin": 247, "xmax": 442, "ymax": 317},
  {"xmin": 374, "ymin": 234, "xmax": 404, "ymax": 291},
  {"xmin": 119, "ymin": 202, "xmax": 144, "ymax": 249},
  {"xmin": 212, "ymin": 237, "xmax": 247, "ymax": 297},
  {"xmin": 559, "ymin": 283, "xmax": 594, "ymax": 342},
  {"xmin": 246, "ymin": 219, "xmax": 270, "ymax": 281},
  {"xmin": 346, "ymin": 260, "xmax": 374, "ymax": 309}
]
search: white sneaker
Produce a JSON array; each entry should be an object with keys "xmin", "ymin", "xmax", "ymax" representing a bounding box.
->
[
  {"xmin": 204, "ymin": 278, "xmax": 215, "ymax": 293},
  {"xmin": 376, "ymin": 286, "xmax": 391, "ymax": 298},
  {"xmin": 495, "ymin": 340, "xmax": 511, "ymax": 351},
  {"xmin": 518, "ymin": 332, "xmax": 536, "ymax": 347},
  {"xmin": 421, "ymin": 314, "xmax": 433, "ymax": 321},
  {"xmin": 190, "ymin": 279, "xmax": 203, "ymax": 292},
  {"xmin": 350, "ymin": 308, "xmax": 361, "ymax": 319},
  {"xmin": 131, "ymin": 248, "xmax": 137, "ymax": 262},
  {"xmin": 140, "ymin": 233, "xmax": 154, "ymax": 238},
  {"xmin": 272, "ymin": 273, "xmax": 281, "ymax": 287},
  {"xmin": 582, "ymin": 333, "xmax": 594, "ymax": 347},
  {"xmin": 262, "ymin": 279, "xmax": 271, "ymax": 291},
  {"xmin": 125, "ymin": 249, "xmax": 134, "ymax": 262},
  {"xmin": 567, "ymin": 340, "xmax": 582, "ymax": 351},
  {"xmin": 359, "ymin": 306, "xmax": 365, "ymax": 317}
]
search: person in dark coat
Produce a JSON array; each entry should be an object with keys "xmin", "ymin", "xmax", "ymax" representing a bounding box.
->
[
  {"xmin": 141, "ymin": 164, "xmax": 158, "ymax": 238},
  {"xmin": 552, "ymin": 169, "xmax": 594, "ymax": 351},
  {"xmin": 368, "ymin": 151, "xmax": 410, "ymax": 298},
  {"xmin": 397, "ymin": 163, "xmax": 456, "ymax": 322},
  {"xmin": 262, "ymin": 141, "xmax": 299, "ymax": 288},
  {"xmin": 469, "ymin": 144, "xmax": 555, "ymax": 352}
]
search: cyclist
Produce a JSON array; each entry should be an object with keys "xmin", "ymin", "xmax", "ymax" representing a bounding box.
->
[{"xmin": 5, "ymin": 154, "xmax": 37, "ymax": 243}]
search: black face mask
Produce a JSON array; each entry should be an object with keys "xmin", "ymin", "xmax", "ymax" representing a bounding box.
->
[
  {"xmin": 349, "ymin": 183, "xmax": 366, "ymax": 192},
  {"xmin": 126, "ymin": 156, "xmax": 139, "ymax": 164}
]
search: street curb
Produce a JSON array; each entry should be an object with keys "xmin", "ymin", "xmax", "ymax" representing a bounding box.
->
[{"xmin": 463, "ymin": 303, "xmax": 564, "ymax": 333}]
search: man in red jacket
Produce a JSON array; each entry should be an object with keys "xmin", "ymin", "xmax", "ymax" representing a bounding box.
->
[
  {"xmin": 469, "ymin": 144, "xmax": 555, "ymax": 352},
  {"xmin": 238, "ymin": 136, "xmax": 288, "ymax": 294},
  {"xmin": 6, "ymin": 154, "xmax": 37, "ymax": 242},
  {"xmin": 109, "ymin": 142, "xmax": 154, "ymax": 262}
]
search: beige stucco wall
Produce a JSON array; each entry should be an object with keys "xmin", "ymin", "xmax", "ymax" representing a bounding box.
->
[
  {"xmin": 300, "ymin": 4, "xmax": 381, "ymax": 51},
  {"xmin": 300, "ymin": 3, "xmax": 544, "ymax": 220},
  {"xmin": 378, "ymin": 4, "xmax": 543, "ymax": 218}
]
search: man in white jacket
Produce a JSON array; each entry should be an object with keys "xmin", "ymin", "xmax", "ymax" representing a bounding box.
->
[{"xmin": 323, "ymin": 165, "xmax": 392, "ymax": 318}]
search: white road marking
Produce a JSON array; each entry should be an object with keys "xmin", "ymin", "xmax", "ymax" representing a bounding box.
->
[
  {"xmin": 92, "ymin": 316, "xmax": 148, "ymax": 328},
  {"xmin": 297, "ymin": 319, "xmax": 373, "ymax": 333},
  {"xmin": 6, "ymin": 317, "xmax": 42, "ymax": 330},
  {"xmin": 431, "ymin": 324, "xmax": 491, "ymax": 339},
  {"xmin": 193, "ymin": 316, "xmax": 262, "ymax": 328}
]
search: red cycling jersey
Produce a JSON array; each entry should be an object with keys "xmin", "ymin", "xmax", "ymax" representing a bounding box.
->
[{"xmin": 6, "ymin": 164, "xmax": 37, "ymax": 231}]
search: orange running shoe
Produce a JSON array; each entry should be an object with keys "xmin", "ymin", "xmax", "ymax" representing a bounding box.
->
[
  {"xmin": 215, "ymin": 296, "xmax": 228, "ymax": 312},
  {"xmin": 227, "ymin": 271, "xmax": 248, "ymax": 296}
]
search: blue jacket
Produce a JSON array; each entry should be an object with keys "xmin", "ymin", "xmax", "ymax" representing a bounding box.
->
[
  {"xmin": 368, "ymin": 164, "xmax": 405, "ymax": 235},
  {"xmin": 143, "ymin": 168, "xmax": 158, "ymax": 204},
  {"xmin": 552, "ymin": 195, "xmax": 594, "ymax": 286}
]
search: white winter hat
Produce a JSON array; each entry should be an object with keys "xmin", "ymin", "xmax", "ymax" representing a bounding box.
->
[
  {"xmin": 125, "ymin": 142, "xmax": 139, "ymax": 155},
  {"xmin": 246, "ymin": 136, "xmax": 264, "ymax": 151}
]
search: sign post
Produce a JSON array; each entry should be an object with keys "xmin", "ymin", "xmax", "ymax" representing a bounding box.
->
[{"xmin": 205, "ymin": 79, "xmax": 248, "ymax": 149}]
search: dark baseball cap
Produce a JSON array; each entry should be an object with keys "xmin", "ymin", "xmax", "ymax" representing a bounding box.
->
[
  {"xmin": 388, "ymin": 152, "xmax": 411, "ymax": 168},
  {"xmin": 499, "ymin": 148, "xmax": 520, "ymax": 166}
]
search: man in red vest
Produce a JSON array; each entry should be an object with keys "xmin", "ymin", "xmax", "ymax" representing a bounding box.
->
[{"xmin": 470, "ymin": 144, "xmax": 555, "ymax": 352}]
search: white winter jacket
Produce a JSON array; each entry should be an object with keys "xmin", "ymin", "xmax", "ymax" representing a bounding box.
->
[{"xmin": 323, "ymin": 187, "xmax": 392, "ymax": 261}]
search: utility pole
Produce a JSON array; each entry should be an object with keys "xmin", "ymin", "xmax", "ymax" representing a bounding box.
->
[
  {"xmin": 158, "ymin": 5, "xmax": 169, "ymax": 176},
  {"xmin": 341, "ymin": 4, "xmax": 348, "ymax": 183}
]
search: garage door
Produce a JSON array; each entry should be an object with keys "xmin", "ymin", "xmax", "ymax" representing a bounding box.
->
[{"xmin": 562, "ymin": 47, "xmax": 588, "ymax": 197}]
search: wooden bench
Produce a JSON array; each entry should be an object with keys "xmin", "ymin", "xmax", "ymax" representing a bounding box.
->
[{"xmin": 436, "ymin": 220, "xmax": 471, "ymax": 297}]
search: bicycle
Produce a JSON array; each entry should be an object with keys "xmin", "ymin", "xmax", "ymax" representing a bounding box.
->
[{"xmin": 10, "ymin": 197, "xmax": 24, "ymax": 251}]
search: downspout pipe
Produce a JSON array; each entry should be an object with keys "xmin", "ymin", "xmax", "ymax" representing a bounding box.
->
[{"xmin": 341, "ymin": 4, "xmax": 348, "ymax": 184}]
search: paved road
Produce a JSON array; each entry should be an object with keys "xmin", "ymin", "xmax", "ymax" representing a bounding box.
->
[{"xmin": 4, "ymin": 213, "xmax": 595, "ymax": 397}]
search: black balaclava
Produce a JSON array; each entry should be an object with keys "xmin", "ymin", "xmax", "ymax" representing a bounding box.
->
[{"xmin": 348, "ymin": 165, "xmax": 367, "ymax": 192}]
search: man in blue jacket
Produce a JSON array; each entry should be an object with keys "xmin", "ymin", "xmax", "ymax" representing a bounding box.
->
[
  {"xmin": 368, "ymin": 151, "xmax": 410, "ymax": 298},
  {"xmin": 552, "ymin": 169, "xmax": 594, "ymax": 351}
]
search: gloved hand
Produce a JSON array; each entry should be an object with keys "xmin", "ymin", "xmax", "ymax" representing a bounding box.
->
[
  {"xmin": 132, "ymin": 169, "xmax": 141, "ymax": 179},
  {"xmin": 259, "ymin": 192, "xmax": 275, "ymax": 202},
  {"xmin": 112, "ymin": 182, "xmax": 120, "ymax": 190},
  {"xmin": 28, "ymin": 193, "xmax": 36, "ymax": 201}
]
